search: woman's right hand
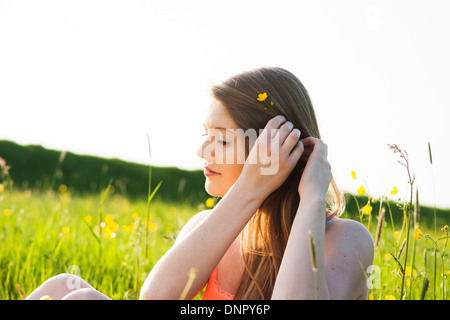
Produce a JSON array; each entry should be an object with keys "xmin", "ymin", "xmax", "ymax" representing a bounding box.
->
[{"xmin": 236, "ymin": 115, "xmax": 304, "ymax": 200}]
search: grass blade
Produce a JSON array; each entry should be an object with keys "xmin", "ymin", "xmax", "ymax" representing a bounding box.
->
[
  {"xmin": 179, "ymin": 267, "xmax": 198, "ymax": 300},
  {"xmin": 308, "ymin": 231, "xmax": 318, "ymax": 300},
  {"xmin": 389, "ymin": 251, "xmax": 405, "ymax": 277},
  {"xmin": 420, "ymin": 276, "xmax": 429, "ymax": 300}
]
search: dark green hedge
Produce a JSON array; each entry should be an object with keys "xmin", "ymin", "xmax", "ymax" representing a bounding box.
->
[{"xmin": 0, "ymin": 140, "xmax": 209, "ymax": 204}]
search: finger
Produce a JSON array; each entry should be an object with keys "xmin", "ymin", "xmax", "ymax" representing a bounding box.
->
[
  {"xmin": 300, "ymin": 136, "xmax": 320, "ymax": 147},
  {"xmin": 264, "ymin": 115, "xmax": 286, "ymax": 133},
  {"xmin": 287, "ymin": 140, "xmax": 304, "ymax": 167},
  {"xmin": 259, "ymin": 116, "xmax": 286, "ymax": 151},
  {"xmin": 281, "ymin": 128, "xmax": 301, "ymax": 155},
  {"xmin": 301, "ymin": 137, "xmax": 328, "ymax": 159},
  {"xmin": 274, "ymin": 121, "xmax": 294, "ymax": 143}
]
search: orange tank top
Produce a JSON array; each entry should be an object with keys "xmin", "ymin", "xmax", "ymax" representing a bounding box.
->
[
  {"xmin": 200, "ymin": 217, "xmax": 339, "ymax": 300},
  {"xmin": 201, "ymin": 267, "xmax": 234, "ymax": 300}
]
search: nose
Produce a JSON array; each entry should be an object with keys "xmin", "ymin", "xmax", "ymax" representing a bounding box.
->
[{"xmin": 196, "ymin": 135, "xmax": 215, "ymax": 162}]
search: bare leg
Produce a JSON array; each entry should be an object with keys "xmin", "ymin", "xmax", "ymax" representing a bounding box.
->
[
  {"xmin": 61, "ymin": 288, "xmax": 111, "ymax": 300},
  {"xmin": 25, "ymin": 273, "xmax": 97, "ymax": 300}
]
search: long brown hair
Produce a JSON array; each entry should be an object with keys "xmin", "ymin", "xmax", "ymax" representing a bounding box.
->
[{"xmin": 210, "ymin": 67, "xmax": 344, "ymax": 300}]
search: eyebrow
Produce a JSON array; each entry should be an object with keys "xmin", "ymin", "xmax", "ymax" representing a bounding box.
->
[{"xmin": 203, "ymin": 123, "xmax": 237, "ymax": 135}]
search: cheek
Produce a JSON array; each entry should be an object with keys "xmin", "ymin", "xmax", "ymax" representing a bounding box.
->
[
  {"xmin": 204, "ymin": 163, "xmax": 244, "ymax": 197},
  {"xmin": 228, "ymin": 163, "xmax": 244, "ymax": 179}
]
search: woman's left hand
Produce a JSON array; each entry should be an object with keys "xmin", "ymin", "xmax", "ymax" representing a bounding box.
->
[{"xmin": 297, "ymin": 137, "xmax": 332, "ymax": 200}]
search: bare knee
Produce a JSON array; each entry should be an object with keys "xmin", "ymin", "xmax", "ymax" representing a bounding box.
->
[
  {"xmin": 25, "ymin": 273, "xmax": 93, "ymax": 300},
  {"xmin": 57, "ymin": 273, "xmax": 92, "ymax": 289},
  {"xmin": 61, "ymin": 288, "xmax": 111, "ymax": 300}
]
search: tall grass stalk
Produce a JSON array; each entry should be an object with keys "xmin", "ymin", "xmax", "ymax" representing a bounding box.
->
[
  {"xmin": 144, "ymin": 134, "xmax": 152, "ymax": 269},
  {"xmin": 388, "ymin": 144, "xmax": 415, "ymax": 300},
  {"xmin": 143, "ymin": 134, "xmax": 163, "ymax": 287},
  {"xmin": 308, "ymin": 231, "xmax": 318, "ymax": 300},
  {"xmin": 98, "ymin": 178, "xmax": 113, "ymax": 282},
  {"xmin": 428, "ymin": 141, "xmax": 438, "ymax": 299},
  {"xmin": 420, "ymin": 276, "xmax": 429, "ymax": 300},
  {"xmin": 143, "ymin": 134, "xmax": 163, "ymax": 272},
  {"xmin": 50, "ymin": 151, "xmax": 66, "ymax": 191},
  {"xmin": 374, "ymin": 202, "xmax": 385, "ymax": 247},
  {"xmin": 179, "ymin": 268, "xmax": 198, "ymax": 300}
]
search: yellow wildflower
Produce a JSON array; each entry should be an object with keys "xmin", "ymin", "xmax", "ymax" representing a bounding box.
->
[
  {"xmin": 257, "ymin": 92, "xmax": 268, "ymax": 102},
  {"xmin": 3, "ymin": 208, "xmax": 11, "ymax": 216},
  {"xmin": 442, "ymin": 225, "xmax": 449, "ymax": 232},
  {"xmin": 104, "ymin": 214, "xmax": 114, "ymax": 224},
  {"xmin": 414, "ymin": 228, "xmax": 422, "ymax": 240},
  {"xmin": 205, "ymin": 197, "xmax": 215, "ymax": 208},
  {"xmin": 404, "ymin": 266, "xmax": 418, "ymax": 278},
  {"xmin": 384, "ymin": 253, "xmax": 392, "ymax": 261},
  {"xmin": 84, "ymin": 215, "xmax": 92, "ymax": 223},
  {"xmin": 394, "ymin": 231, "xmax": 401, "ymax": 239},
  {"xmin": 368, "ymin": 293, "xmax": 374, "ymax": 300},
  {"xmin": 61, "ymin": 226, "xmax": 70, "ymax": 234},
  {"xmin": 104, "ymin": 225, "xmax": 117, "ymax": 240},
  {"xmin": 0, "ymin": 183, "xmax": 4, "ymax": 192},
  {"xmin": 385, "ymin": 295, "xmax": 396, "ymax": 300},
  {"xmin": 357, "ymin": 186, "xmax": 365, "ymax": 196},
  {"xmin": 132, "ymin": 212, "xmax": 139, "ymax": 219},
  {"xmin": 362, "ymin": 204, "xmax": 372, "ymax": 215},
  {"xmin": 351, "ymin": 171, "xmax": 356, "ymax": 179},
  {"xmin": 148, "ymin": 221, "xmax": 157, "ymax": 231},
  {"xmin": 121, "ymin": 224, "xmax": 134, "ymax": 232},
  {"xmin": 59, "ymin": 184, "xmax": 67, "ymax": 193},
  {"xmin": 390, "ymin": 187, "xmax": 398, "ymax": 195}
]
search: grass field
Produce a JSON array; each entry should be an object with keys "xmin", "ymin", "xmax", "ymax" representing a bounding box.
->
[
  {"xmin": 0, "ymin": 142, "xmax": 448, "ymax": 300},
  {"xmin": 0, "ymin": 187, "xmax": 202, "ymax": 300},
  {"xmin": 1, "ymin": 185, "xmax": 448, "ymax": 300}
]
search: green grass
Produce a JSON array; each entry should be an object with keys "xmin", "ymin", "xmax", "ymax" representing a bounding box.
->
[
  {"xmin": 1, "ymin": 186, "xmax": 448, "ymax": 300},
  {"xmin": 0, "ymin": 188, "xmax": 203, "ymax": 300}
]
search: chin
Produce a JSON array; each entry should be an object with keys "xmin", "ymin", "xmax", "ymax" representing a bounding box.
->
[{"xmin": 204, "ymin": 180, "xmax": 230, "ymax": 198}]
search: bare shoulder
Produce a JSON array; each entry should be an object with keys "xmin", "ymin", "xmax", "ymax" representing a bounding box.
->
[
  {"xmin": 325, "ymin": 218, "xmax": 374, "ymax": 256},
  {"xmin": 324, "ymin": 218, "xmax": 375, "ymax": 299},
  {"xmin": 174, "ymin": 209, "xmax": 212, "ymax": 245}
]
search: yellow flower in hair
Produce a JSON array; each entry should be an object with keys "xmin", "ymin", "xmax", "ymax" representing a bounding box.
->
[
  {"xmin": 257, "ymin": 92, "xmax": 278, "ymax": 115},
  {"xmin": 257, "ymin": 92, "xmax": 268, "ymax": 102},
  {"xmin": 390, "ymin": 187, "xmax": 398, "ymax": 195}
]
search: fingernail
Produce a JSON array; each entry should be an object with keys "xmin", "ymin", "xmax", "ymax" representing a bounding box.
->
[{"xmin": 293, "ymin": 128, "xmax": 301, "ymax": 137}]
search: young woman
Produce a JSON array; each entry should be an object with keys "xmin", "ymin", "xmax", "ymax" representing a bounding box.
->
[{"xmin": 26, "ymin": 67, "xmax": 374, "ymax": 300}]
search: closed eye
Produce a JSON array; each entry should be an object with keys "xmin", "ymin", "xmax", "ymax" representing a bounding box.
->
[{"xmin": 201, "ymin": 129, "xmax": 229, "ymax": 146}]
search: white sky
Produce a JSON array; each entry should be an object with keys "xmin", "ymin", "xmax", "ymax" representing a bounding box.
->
[{"xmin": 1, "ymin": 0, "xmax": 449, "ymax": 209}]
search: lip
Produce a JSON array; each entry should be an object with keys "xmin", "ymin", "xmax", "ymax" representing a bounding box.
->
[{"xmin": 204, "ymin": 166, "xmax": 221, "ymax": 176}]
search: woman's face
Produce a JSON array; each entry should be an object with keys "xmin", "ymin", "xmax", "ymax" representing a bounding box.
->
[{"xmin": 196, "ymin": 100, "xmax": 246, "ymax": 197}]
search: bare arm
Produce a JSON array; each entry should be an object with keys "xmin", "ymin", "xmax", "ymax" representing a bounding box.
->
[
  {"xmin": 140, "ymin": 115, "xmax": 303, "ymax": 300},
  {"xmin": 272, "ymin": 138, "xmax": 374, "ymax": 299},
  {"xmin": 139, "ymin": 181, "xmax": 264, "ymax": 300},
  {"xmin": 272, "ymin": 195, "xmax": 330, "ymax": 299}
]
